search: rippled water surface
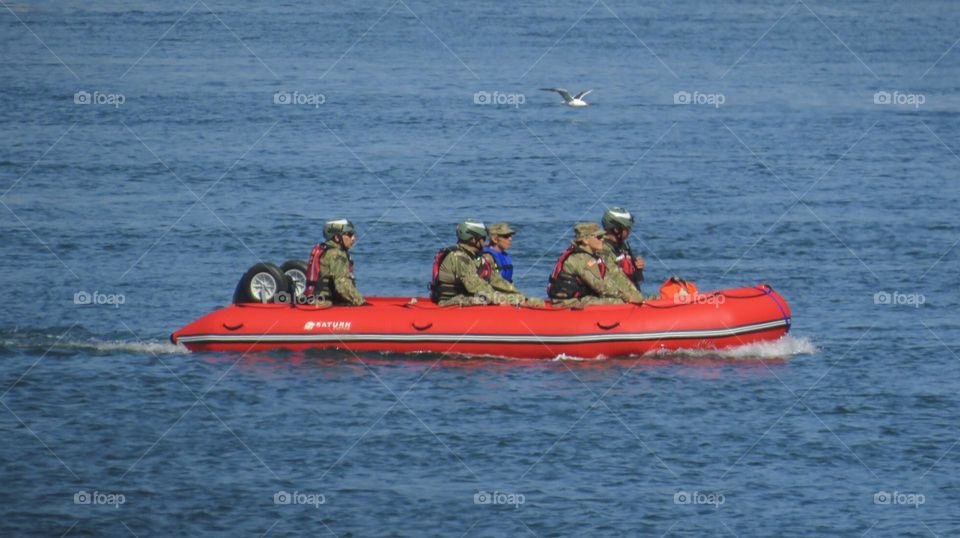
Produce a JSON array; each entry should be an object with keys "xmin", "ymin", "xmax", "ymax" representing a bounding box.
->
[{"xmin": 2, "ymin": 1, "xmax": 959, "ymax": 536}]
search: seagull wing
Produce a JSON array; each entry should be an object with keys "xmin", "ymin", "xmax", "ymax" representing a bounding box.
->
[
  {"xmin": 574, "ymin": 89, "xmax": 592, "ymax": 100},
  {"xmin": 540, "ymin": 87, "xmax": 574, "ymax": 103}
]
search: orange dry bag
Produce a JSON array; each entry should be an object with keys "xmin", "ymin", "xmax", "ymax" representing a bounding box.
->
[{"xmin": 659, "ymin": 276, "xmax": 699, "ymax": 302}]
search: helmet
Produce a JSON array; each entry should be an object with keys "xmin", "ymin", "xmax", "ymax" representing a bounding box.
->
[
  {"xmin": 456, "ymin": 219, "xmax": 488, "ymax": 242},
  {"xmin": 602, "ymin": 207, "xmax": 634, "ymax": 231},
  {"xmin": 323, "ymin": 218, "xmax": 356, "ymax": 241}
]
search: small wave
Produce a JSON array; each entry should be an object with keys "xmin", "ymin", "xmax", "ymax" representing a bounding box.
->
[
  {"xmin": 646, "ymin": 335, "xmax": 817, "ymax": 360},
  {"xmin": 552, "ymin": 353, "xmax": 607, "ymax": 362}
]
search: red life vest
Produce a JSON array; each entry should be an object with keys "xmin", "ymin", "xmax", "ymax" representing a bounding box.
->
[
  {"xmin": 305, "ymin": 243, "xmax": 355, "ymax": 298},
  {"xmin": 305, "ymin": 243, "xmax": 327, "ymax": 297},
  {"xmin": 547, "ymin": 244, "xmax": 605, "ymax": 299},
  {"xmin": 606, "ymin": 239, "xmax": 643, "ymax": 285}
]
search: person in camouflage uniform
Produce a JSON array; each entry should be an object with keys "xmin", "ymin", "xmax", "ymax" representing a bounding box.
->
[
  {"xmin": 305, "ymin": 219, "xmax": 366, "ymax": 306},
  {"xmin": 432, "ymin": 219, "xmax": 545, "ymax": 307},
  {"xmin": 547, "ymin": 222, "xmax": 645, "ymax": 307},
  {"xmin": 598, "ymin": 207, "xmax": 655, "ymax": 301}
]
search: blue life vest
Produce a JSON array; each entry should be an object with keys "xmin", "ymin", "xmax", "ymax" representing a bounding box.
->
[{"xmin": 482, "ymin": 246, "xmax": 514, "ymax": 282}]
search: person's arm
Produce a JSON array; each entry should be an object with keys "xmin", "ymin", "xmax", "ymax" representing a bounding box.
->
[
  {"xmin": 326, "ymin": 252, "xmax": 366, "ymax": 305},
  {"xmin": 610, "ymin": 271, "xmax": 643, "ymax": 302},
  {"xmin": 488, "ymin": 268, "xmax": 520, "ymax": 294},
  {"xmin": 453, "ymin": 253, "xmax": 497, "ymax": 297},
  {"xmin": 599, "ymin": 247, "xmax": 644, "ymax": 301}
]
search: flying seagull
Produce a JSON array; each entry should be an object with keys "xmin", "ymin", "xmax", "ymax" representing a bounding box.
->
[{"xmin": 540, "ymin": 88, "xmax": 592, "ymax": 107}]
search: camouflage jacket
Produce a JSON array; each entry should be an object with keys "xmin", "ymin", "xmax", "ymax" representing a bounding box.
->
[
  {"xmin": 317, "ymin": 240, "xmax": 365, "ymax": 306},
  {"xmin": 597, "ymin": 240, "xmax": 645, "ymax": 302},
  {"xmin": 435, "ymin": 243, "xmax": 526, "ymax": 305},
  {"xmin": 558, "ymin": 250, "xmax": 638, "ymax": 303}
]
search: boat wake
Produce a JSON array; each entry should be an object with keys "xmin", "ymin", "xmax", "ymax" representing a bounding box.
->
[
  {"xmin": 551, "ymin": 335, "xmax": 816, "ymax": 362},
  {"xmin": 644, "ymin": 334, "xmax": 817, "ymax": 360},
  {"xmin": 0, "ymin": 330, "xmax": 187, "ymax": 356},
  {"xmin": 60, "ymin": 339, "xmax": 188, "ymax": 355}
]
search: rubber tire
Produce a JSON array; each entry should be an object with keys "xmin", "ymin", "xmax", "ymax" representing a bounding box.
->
[
  {"xmin": 233, "ymin": 263, "xmax": 286, "ymax": 304},
  {"xmin": 281, "ymin": 259, "xmax": 308, "ymax": 299}
]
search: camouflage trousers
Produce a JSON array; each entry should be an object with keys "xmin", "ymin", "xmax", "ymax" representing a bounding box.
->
[
  {"xmin": 551, "ymin": 296, "xmax": 625, "ymax": 308},
  {"xmin": 438, "ymin": 293, "xmax": 541, "ymax": 307}
]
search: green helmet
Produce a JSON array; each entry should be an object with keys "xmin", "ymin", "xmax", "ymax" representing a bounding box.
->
[
  {"xmin": 602, "ymin": 207, "xmax": 635, "ymax": 231},
  {"xmin": 323, "ymin": 218, "xmax": 356, "ymax": 240},
  {"xmin": 456, "ymin": 219, "xmax": 488, "ymax": 242}
]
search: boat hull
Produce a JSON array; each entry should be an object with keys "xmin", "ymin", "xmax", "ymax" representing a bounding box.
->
[{"xmin": 171, "ymin": 285, "xmax": 791, "ymax": 359}]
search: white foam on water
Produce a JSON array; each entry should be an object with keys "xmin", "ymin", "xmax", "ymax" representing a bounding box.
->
[
  {"xmin": 551, "ymin": 353, "xmax": 607, "ymax": 362},
  {"xmin": 72, "ymin": 339, "xmax": 189, "ymax": 355},
  {"xmin": 549, "ymin": 335, "xmax": 816, "ymax": 362},
  {"xmin": 646, "ymin": 335, "xmax": 817, "ymax": 360}
]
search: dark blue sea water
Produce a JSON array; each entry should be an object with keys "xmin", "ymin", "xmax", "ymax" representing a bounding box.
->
[{"xmin": 2, "ymin": 1, "xmax": 959, "ymax": 535}]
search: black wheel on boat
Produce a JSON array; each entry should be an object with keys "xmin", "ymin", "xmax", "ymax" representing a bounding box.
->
[
  {"xmin": 280, "ymin": 259, "xmax": 308, "ymax": 299},
  {"xmin": 233, "ymin": 263, "xmax": 286, "ymax": 304}
]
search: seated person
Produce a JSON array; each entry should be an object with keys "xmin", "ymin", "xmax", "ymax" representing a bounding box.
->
[
  {"xmin": 600, "ymin": 207, "xmax": 654, "ymax": 300},
  {"xmin": 482, "ymin": 222, "xmax": 516, "ymax": 282},
  {"xmin": 547, "ymin": 222, "xmax": 644, "ymax": 307},
  {"xmin": 305, "ymin": 219, "xmax": 365, "ymax": 306},
  {"xmin": 432, "ymin": 219, "xmax": 544, "ymax": 307}
]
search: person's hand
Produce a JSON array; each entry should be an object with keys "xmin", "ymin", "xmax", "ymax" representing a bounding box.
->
[{"xmin": 633, "ymin": 256, "xmax": 645, "ymax": 270}]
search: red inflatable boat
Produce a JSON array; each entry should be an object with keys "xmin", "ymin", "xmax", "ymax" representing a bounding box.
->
[{"xmin": 171, "ymin": 285, "xmax": 791, "ymax": 359}]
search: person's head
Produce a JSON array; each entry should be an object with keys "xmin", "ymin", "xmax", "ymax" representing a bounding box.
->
[
  {"xmin": 574, "ymin": 222, "xmax": 605, "ymax": 252},
  {"xmin": 602, "ymin": 207, "xmax": 634, "ymax": 242},
  {"xmin": 486, "ymin": 222, "xmax": 515, "ymax": 252},
  {"xmin": 456, "ymin": 219, "xmax": 488, "ymax": 248},
  {"xmin": 323, "ymin": 218, "xmax": 357, "ymax": 249}
]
